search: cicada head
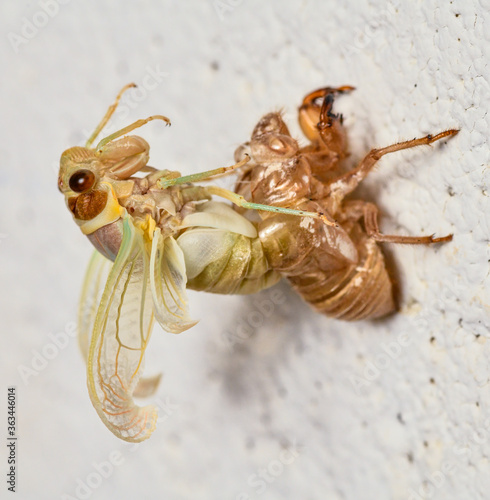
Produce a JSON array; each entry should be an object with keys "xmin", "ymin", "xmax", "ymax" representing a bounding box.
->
[{"xmin": 58, "ymin": 147, "xmax": 126, "ymax": 250}]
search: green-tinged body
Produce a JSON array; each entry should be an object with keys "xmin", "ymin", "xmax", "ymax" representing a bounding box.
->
[{"xmin": 179, "ymin": 228, "xmax": 280, "ymax": 295}]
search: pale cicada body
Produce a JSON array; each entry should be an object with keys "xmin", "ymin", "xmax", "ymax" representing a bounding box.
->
[
  {"xmin": 58, "ymin": 84, "xmax": 331, "ymax": 442},
  {"xmin": 234, "ymin": 87, "xmax": 457, "ymax": 321}
]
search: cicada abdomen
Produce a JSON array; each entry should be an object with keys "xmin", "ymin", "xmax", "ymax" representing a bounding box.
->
[
  {"xmin": 176, "ymin": 202, "xmax": 280, "ymax": 295},
  {"xmin": 234, "ymin": 88, "xmax": 456, "ymax": 321}
]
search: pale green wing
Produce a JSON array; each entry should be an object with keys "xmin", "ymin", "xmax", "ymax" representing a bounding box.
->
[
  {"xmin": 150, "ymin": 228, "xmax": 198, "ymax": 334},
  {"xmin": 79, "ymin": 249, "xmax": 161, "ymax": 399},
  {"xmin": 78, "ymin": 250, "xmax": 111, "ymax": 361},
  {"xmin": 87, "ymin": 217, "xmax": 157, "ymax": 442},
  {"xmin": 176, "ymin": 228, "xmax": 235, "ymax": 280}
]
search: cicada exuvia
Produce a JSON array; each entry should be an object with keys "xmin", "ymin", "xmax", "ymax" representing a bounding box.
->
[{"xmin": 233, "ymin": 86, "xmax": 457, "ymax": 321}]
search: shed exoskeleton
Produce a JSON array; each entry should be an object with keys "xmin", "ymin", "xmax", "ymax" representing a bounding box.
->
[
  {"xmin": 234, "ymin": 87, "xmax": 457, "ymax": 321},
  {"xmin": 58, "ymin": 84, "xmax": 333, "ymax": 442}
]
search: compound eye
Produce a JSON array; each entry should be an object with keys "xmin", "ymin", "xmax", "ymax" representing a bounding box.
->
[{"xmin": 69, "ymin": 169, "xmax": 96, "ymax": 193}]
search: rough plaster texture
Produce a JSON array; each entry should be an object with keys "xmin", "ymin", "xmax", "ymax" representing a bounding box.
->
[{"xmin": 1, "ymin": 1, "xmax": 489, "ymax": 499}]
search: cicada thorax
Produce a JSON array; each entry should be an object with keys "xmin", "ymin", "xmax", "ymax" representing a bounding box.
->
[
  {"xmin": 236, "ymin": 110, "xmax": 396, "ymax": 321},
  {"xmin": 84, "ymin": 179, "xmax": 190, "ymax": 262},
  {"xmin": 87, "ymin": 219, "xmax": 125, "ymax": 262}
]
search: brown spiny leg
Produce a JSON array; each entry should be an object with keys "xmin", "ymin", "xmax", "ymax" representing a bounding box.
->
[
  {"xmin": 300, "ymin": 86, "xmax": 355, "ymax": 112},
  {"xmin": 342, "ymin": 200, "xmax": 453, "ymax": 245},
  {"xmin": 363, "ymin": 202, "xmax": 452, "ymax": 244},
  {"xmin": 328, "ymin": 130, "xmax": 459, "ymax": 202},
  {"xmin": 298, "ymin": 86, "xmax": 355, "ymax": 182},
  {"xmin": 317, "ymin": 91, "xmax": 343, "ymax": 129},
  {"xmin": 299, "ymin": 86, "xmax": 354, "ymax": 132}
]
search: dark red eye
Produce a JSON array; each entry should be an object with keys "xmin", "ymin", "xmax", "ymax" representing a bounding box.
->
[{"xmin": 69, "ymin": 169, "xmax": 95, "ymax": 193}]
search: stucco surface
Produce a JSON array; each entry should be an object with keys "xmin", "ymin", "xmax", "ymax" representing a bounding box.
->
[{"xmin": 1, "ymin": 1, "xmax": 489, "ymax": 499}]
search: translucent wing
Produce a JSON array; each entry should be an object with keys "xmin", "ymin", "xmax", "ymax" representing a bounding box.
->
[
  {"xmin": 78, "ymin": 250, "xmax": 111, "ymax": 361},
  {"xmin": 79, "ymin": 249, "xmax": 161, "ymax": 399},
  {"xmin": 87, "ymin": 217, "xmax": 157, "ymax": 442},
  {"xmin": 150, "ymin": 228, "xmax": 198, "ymax": 334}
]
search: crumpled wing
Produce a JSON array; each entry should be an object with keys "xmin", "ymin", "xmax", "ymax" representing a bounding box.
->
[
  {"xmin": 149, "ymin": 227, "xmax": 198, "ymax": 334},
  {"xmin": 79, "ymin": 249, "xmax": 161, "ymax": 399},
  {"xmin": 180, "ymin": 201, "xmax": 257, "ymax": 238},
  {"xmin": 87, "ymin": 216, "xmax": 157, "ymax": 442}
]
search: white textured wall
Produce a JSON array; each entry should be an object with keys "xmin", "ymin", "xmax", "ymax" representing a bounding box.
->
[{"xmin": 1, "ymin": 1, "xmax": 489, "ymax": 499}]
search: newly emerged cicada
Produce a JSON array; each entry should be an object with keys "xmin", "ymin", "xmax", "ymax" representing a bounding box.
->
[
  {"xmin": 58, "ymin": 84, "xmax": 334, "ymax": 442},
  {"xmin": 233, "ymin": 86, "xmax": 457, "ymax": 320}
]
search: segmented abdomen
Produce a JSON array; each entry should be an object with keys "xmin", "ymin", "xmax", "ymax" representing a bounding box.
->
[
  {"xmin": 176, "ymin": 228, "xmax": 280, "ymax": 295},
  {"xmin": 256, "ymin": 207, "xmax": 395, "ymax": 321},
  {"xmin": 285, "ymin": 232, "xmax": 394, "ymax": 321}
]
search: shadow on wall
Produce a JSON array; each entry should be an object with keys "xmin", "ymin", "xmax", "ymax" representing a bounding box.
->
[{"xmin": 210, "ymin": 280, "xmax": 330, "ymax": 403}]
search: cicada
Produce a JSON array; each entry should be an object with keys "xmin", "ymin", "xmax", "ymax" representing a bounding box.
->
[
  {"xmin": 233, "ymin": 86, "xmax": 457, "ymax": 321},
  {"xmin": 57, "ymin": 84, "xmax": 334, "ymax": 442}
]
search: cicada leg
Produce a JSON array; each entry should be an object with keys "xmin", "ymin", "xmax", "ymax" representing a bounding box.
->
[
  {"xmin": 157, "ymin": 156, "xmax": 251, "ymax": 189},
  {"xmin": 298, "ymin": 86, "xmax": 354, "ymax": 181},
  {"xmin": 86, "ymin": 83, "xmax": 137, "ymax": 148},
  {"xmin": 156, "ymin": 157, "xmax": 339, "ymax": 227},
  {"xmin": 299, "ymin": 85, "xmax": 355, "ymax": 133},
  {"xmin": 328, "ymin": 130, "xmax": 460, "ymax": 200},
  {"xmin": 300, "ymin": 86, "xmax": 355, "ymax": 110},
  {"xmin": 83, "ymin": 83, "xmax": 171, "ymax": 152},
  {"xmin": 363, "ymin": 202, "xmax": 453, "ymax": 244},
  {"xmin": 95, "ymin": 115, "xmax": 170, "ymax": 151},
  {"xmin": 342, "ymin": 200, "xmax": 453, "ymax": 244},
  {"xmin": 203, "ymin": 185, "xmax": 339, "ymax": 228}
]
